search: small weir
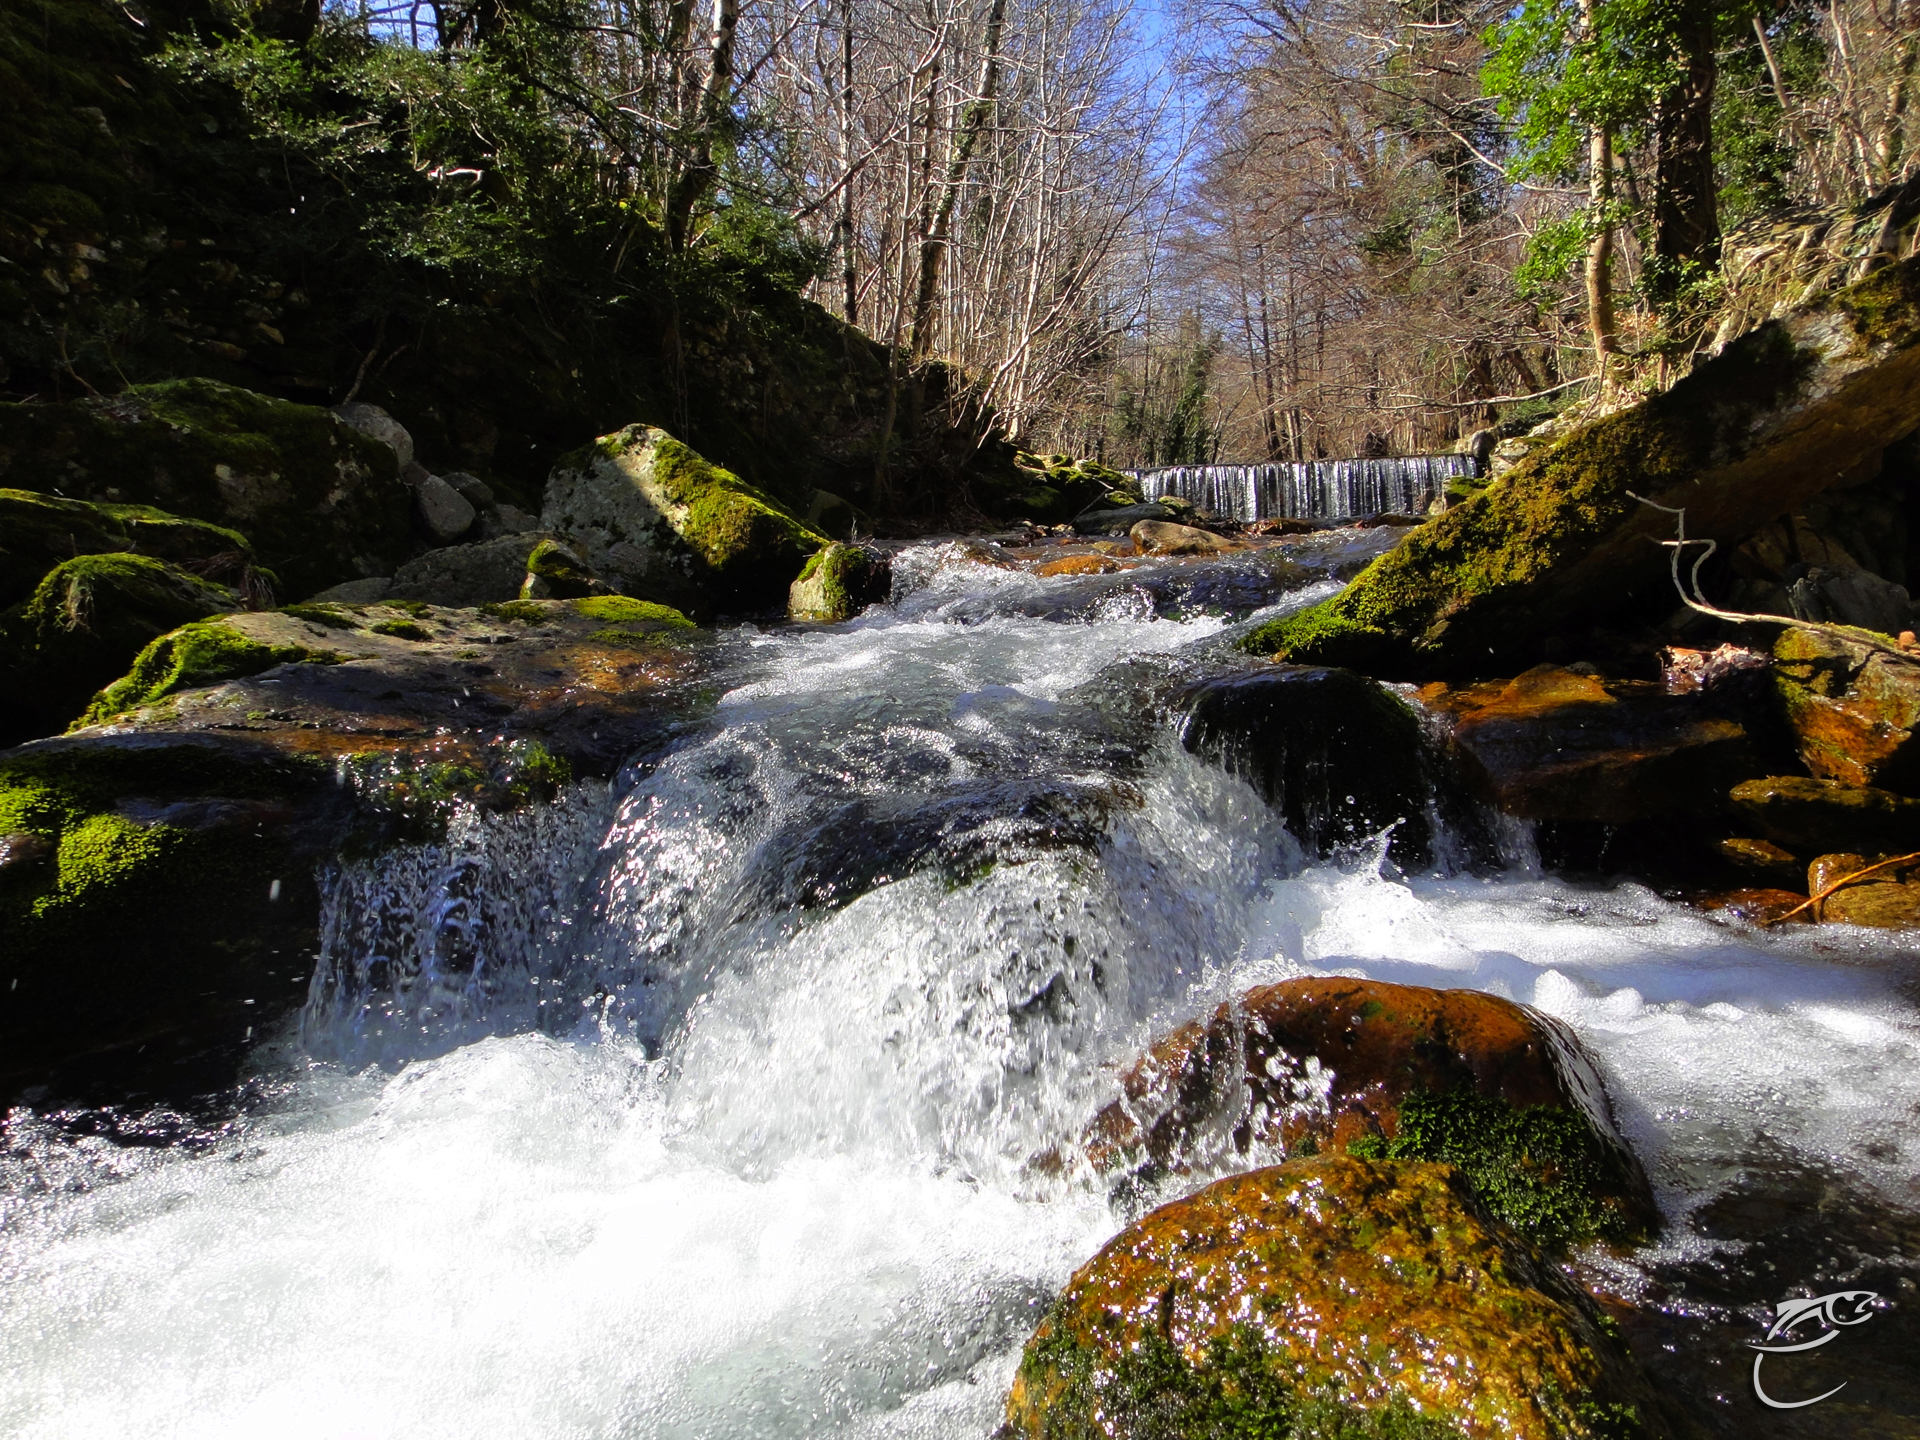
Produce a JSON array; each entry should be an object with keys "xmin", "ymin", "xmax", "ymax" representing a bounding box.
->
[{"xmin": 1136, "ymin": 454, "xmax": 1476, "ymax": 522}]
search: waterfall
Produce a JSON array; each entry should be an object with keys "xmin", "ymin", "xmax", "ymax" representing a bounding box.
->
[{"xmin": 1134, "ymin": 455, "xmax": 1476, "ymax": 522}]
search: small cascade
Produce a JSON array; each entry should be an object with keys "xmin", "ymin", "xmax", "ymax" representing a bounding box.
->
[{"xmin": 1135, "ymin": 454, "xmax": 1476, "ymax": 522}]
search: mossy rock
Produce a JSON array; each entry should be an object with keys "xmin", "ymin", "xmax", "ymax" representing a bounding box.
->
[
  {"xmin": 521, "ymin": 537, "xmax": 608, "ymax": 599},
  {"xmin": 979, "ymin": 452, "xmax": 1131, "ymax": 525},
  {"xmin": 1241, "ymin": 253, "xmax": 1920, "ymax": 677},
  {"xmin": 1771, "ymin": 626, "xmax": 1920, "ymax": 795},
  {"xmin": 0, "ymin": 488, "xmax": 254, "ymax": 609},
  {"xmin": 541, "ymin": 424, "xmax": 828, "ymax": 616},
  {"xmin": 0, "ymin": 553, "xmax": 241, "ymax": 745},
  {"xmin": 0, "ymin": 379, "xmax": 408, "ymax": 599},
  {"xmin": 787, "ymin": 542, "xmax": 891, "ymax": 622},
  {"xmin": 0, "ymin": 733, "xmax": 342, "ymax": 1093},
  {"xmin": 80, "ymin": 612, "xmax": 338, "ymax": 727},
  {"xmin": 1084, "ymin": 978, "xmax": 1656, "ymax": 1253},
  {"xmin": 1005, "ymin": 1156, "xmax": 1665, "ymax": 1440},
  {"xmin": 1728, "ymin": 774, "xmax": 1920, "ymax": 853}
]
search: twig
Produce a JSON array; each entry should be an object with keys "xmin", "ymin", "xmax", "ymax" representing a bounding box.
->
[
  {"xmin": 1766, "ymin": 851, "xmax": 1920, "ymax": 926},
  {"xmin": 1628, "ymin": 493, "xmax": 1920, "ymax": 668}
]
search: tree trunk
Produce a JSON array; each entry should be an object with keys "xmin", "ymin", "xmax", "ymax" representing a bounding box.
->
[
  {"xmin": 837, "ymin": 0, "xmax": 859, "ymax": 326},
  {"xmin": 1586, "ymin": 124, "xmax": 1619, "ymax": 373},
  {"xmin": 1651, "ymin": 3, "xmax": 1720, "ymax": 295},
  {"xmin": 907, "ymin": 0, "xmax": 1010, "ymax": 361},
  {"xmin": 665, "ymin": 0, "xmax": 740, "ymax": 251}
]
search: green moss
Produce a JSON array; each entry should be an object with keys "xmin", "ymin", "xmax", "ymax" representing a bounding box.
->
[
  {"xmin": 342, "ymin": 737, "xmax": 574, "ymax": 834},
  {"xmin": 1016, "ymin": 1321, "xmax": 1463, "ymax": 1440},
  {"xmin": 382, "ymin": 598, "xmax": 433, "ymax": 617},
  {"xmin": 1835, "ymin": 256, "xmax": 1920, "ymax": 350},
  {"xmin": 479, "ymin": 599, "xmax": 554, "ymax": 624},
  {"xmin": 1370, "ymin": 1088, "xmax": 1649, "ymax": 1250},
  {"xmin": 43, "ymin": 811, "xmax": 186, "ymax": 913},
  {"xmin": 570, "ymin": 595, "xmax": 695, "ymax": 628},
  {"xmin": 788, "ymin": 542, "xmax": 881, "ymax": 622},
  {"xmin": 524, "ymin": 538, "xmax": 602, "ymax": 598},
  {"xmin": 369, "ymin": 619, "xmax": 431, "ymax": 641},
  {"xmin": 1242, "ymin": 599, "xmax": 1393, "ymax": 667},
  {"xmin": 80, "ymin": 617, "xmax": 336, "ymax": 725},
  {"xmin": 280, "ymin": 603, "xmax": 358, "ymax": 629}
]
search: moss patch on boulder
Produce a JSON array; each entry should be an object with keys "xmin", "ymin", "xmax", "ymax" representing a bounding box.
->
[
  {"xmin": 787, "ymin": 542, "xmax": 891, "ymax": 622},
  {"xmin": 980, "ymin": 452, "xmax": 1134, "ymax": 524},
  {"xmin": 541, "ymin": 424, "xmax": 828, "ymax": 616},
  {"xmin": 1005, "ymin": 1156, "xmax": 1663, "ymax": 1440},
  {"xmin": 0, "ymin": 487, "xmax": 254, "ymax": 608},
  {"xmin": 81, "ymin": 614, "xmax": 337, "ymax": 725},
  {"xmin": 0, "ymin": 379, "xmax": 408, "ymax": 598}
]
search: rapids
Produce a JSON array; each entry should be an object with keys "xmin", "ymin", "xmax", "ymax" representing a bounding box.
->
[{"xmin": 4, "ymin": 535, "xmax": 1918, "ymax": 1438}]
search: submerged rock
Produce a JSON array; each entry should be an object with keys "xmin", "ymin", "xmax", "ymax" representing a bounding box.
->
[
  {"xmin": 1243, "ymin": 252, "xmax": 1920, "ymax": 674},
  {"xmin": 541, "ymin": 424, "xmax": 827, "ymax": 616},
  {"xmin": 1004, "ymin": 1156, "xmax": 1667, "ymax": 1440},
  {"xmin": 1422, "ymin": 665, "xmax": 1759, "ymax": 825},
  {"xmin": 1177, "ymin": 665, "xmax": 1471, "ymax": 868},
  {"xmin": 0, "ymin": 379, "xmax": 409, "ymax": 599},
  {"xmin": 787, "ymin": 542, "xmax": 891, "ymax": 621},
  {"xmin": 1036, "ymin": 554, "xmax": 1121, "ymax": 577},
  {"xmin": 0, "ymin": 553, "xmax": 239, "ymax": 745},
  {"xmin": 1083, "ymin": 977, "xmax": 1654, "ymax": 1249},
  {"xmin": 1772, "ymin": 626, "xmax": 1920, "ymax": 794}
]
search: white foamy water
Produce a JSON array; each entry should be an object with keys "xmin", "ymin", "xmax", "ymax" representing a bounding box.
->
[{"xmin": 5, "ymin": 541, "xmax": 1918, "ymax": 1437}]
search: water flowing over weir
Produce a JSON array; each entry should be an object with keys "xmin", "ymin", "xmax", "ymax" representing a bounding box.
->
[
  {"xmin": 5, "ymin": 536, "xmax": 1920, "ymax": 1438},
  {"xmin": 1136, "ymin": 454, "xmax": 1476, "ymax": 521}
]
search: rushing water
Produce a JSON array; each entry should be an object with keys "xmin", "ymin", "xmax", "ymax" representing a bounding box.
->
[
  {"xmin": 1136, "ymin": 455, "xmax": 1476, "ymax": 521},
  {"xmin": 4, "ymin": 535, "xmax": 1919, "ymax": 1438}
]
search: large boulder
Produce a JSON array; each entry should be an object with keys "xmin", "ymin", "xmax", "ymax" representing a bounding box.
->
[
  {"xmin": 0, "ymin": 488, "xmax": 253, "ymax": 608},
  {"xmin": 1176, "ymin": 666, "xmax": 1474, "ymax": 869},
  {"xmin": 1004, "ymin": 1156, "xmax": 1668, "ymax": 1440},
  {"xmin": 0, "ymin": 554, "xmax": 239, "ymax": 745},
  {"xmin": 1729, "ymin": 775, "xmax": 1920, "ymax": 853},
  {"xmin": 540, "ymin": 425, "xmax": 828, "ymax": 616},
  {"xmin": 1244, "ymin": 253, "xmax": 1920, "ymax": 675},
  {"xmin": 1083, "ymin": 977, "xmax": 1654, "ymax": 1250},
  {"xmin": 0, "ymin": 379, "xmax": 409, "ymax": 598},
  {"xmin": 1772, "ymin": 626, "xmax": 1920, "ymax": 794},
  {"xmin": 1421, "ymin": 665, "xmax": 1760, "ymax": 825},
  {"xmin": 385, "ymin": 532, "xmax": 549, "ymax": 607},
  {"xmin": 3, "ymin": 595, "xmax": 710, "ymax": 1094}
]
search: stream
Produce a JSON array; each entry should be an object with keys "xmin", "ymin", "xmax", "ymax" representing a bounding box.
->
[{"xmin": 4, "ymin": 534, "xmax": 1919, "ymax": 1438}]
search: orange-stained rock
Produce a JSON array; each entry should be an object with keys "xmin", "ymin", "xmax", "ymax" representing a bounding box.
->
[
  {"xmin": 1824, "ymin": 881, "xmax": 1920, "ymax": 928},
  {"xmin": 1003, "ymin": 1157, "xmax": 1669, "ymax": 1440},
  {"xmin": 1420, "ymin": 664, "xmax": 1758, "ymax": 824},
  {"xmin": 1696, "ymin": 887, "xmax": 1809, "ymax": 924},
  {"xmin": 1082, "ymin": 977, "xmax": 1654, "ymax": 1248},
  {"xmin": 1036, "ymin": 554, "xmax": 1121, "ymax": 577},
  {"xmin": 1773, "ymin": 626, "xmax": 1920, "ymax": 794}
]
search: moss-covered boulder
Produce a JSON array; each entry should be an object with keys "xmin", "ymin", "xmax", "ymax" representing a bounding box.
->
[
  {"xmin": 519, "ymin": 536, "xmax": 610, "ymax": 599},
  {"xmin": 0, "ymin": 379, "xmax": 408, "ymax": 598},
  {"xmin": 1004, "ymin": 1156, "xmax": 1667, "ymax": 1440},
  {"xmin": 1243, "ymin": 253, "xmax": 1920, "ymax": 676},
  {"xmin": 982, "ymin": 452, "xmax": 1133, "ymax": 524},
  {"xmin": 0, "ymin": 553, "xmax": 239, "ymax": 745},
  {"xmin": 1772, "ymin": 626, "xmax": 1920, "ymax": 795},
  {"xmin": 787, "ymin": 542, "xmax": 892, "ymax": 622},
  {"xmin": 1083, "ymin": 977, "xmax": 1655, "ymax": 1251},
  {"xmin": 1729, "ymin": 775, "xmax": 1920, "ymax": 853},
  {"xmin": 540, "ymin": 424, "xmax": 828, "ymax": 616},
  {"xmin": 1176, "ymin": 666, "xmax": 1479, "ymax": 870},
  {"xmin": 0, "ymin": 487, "xmax": 255, "ymax": 608}
]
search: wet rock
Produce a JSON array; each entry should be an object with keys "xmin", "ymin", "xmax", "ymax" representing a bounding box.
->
[
  {"xmin": 519, "ymin": 537, "xmax": 609, "ymax": 599},
  {"xmin": 0, "ymin": 830, "xmax": 54, "ymax": 871},
  {"xmin": 412, "ymin": 473, "xmax": 477, "ymax": 542},
  {"xmin": 0, "ymin": 379, "xmax": 408, "ymax": 599},
  {"xmin": 1823, "ymin": 880, "xmax": 1920, "ymax": 927},
  {"xmin": 386, "ymin": 533, "xmax": 545, "ymax": 606},
  {"xmin": 1729, "ymin": 775, "xmax": 1920, "ymax": 853},
  {"xmin": 787, "ymin": 542, "xmax": 890, "ymax": 621},
  {"xmin": 1070, "ymin": 502, "xmax": 1173, "ymax": 535},
  {"xmin": 330, "ymin": 400, "xmax": 415, "ymax": 468},
  {"xmin": 1716, "ymin": 835, "xmax": 1803, "ymax": 885},
  {"xmin": 541, "ymin": 424, "xmax": 827, "ymax": 616},
  {"xmin": 1, "ymin": 554, "xmax": 240, "ymax": 746},
  {"xmin": 1697, "ymin": 887, "xmax": 1809, "ymax": 924},
  {"xmin": 1661, "ymin": 642, "xmax": 1769, "ymax": 695},
  {"xmin": 1178, "ymin": 665, "xmax": 1463, "ymax": 868},
  {"xmin": 1083, "ymin": 976, "xmax": 1653, "ymax": 1249},
  {"xmin": 1245, "ymin": 251, "xmax": 1920, "ymax": 674},
  {"xmin": 1036, "ymin": 554, "xmax": 1120, "ymax": 577},
  {"xmin": 1004, "ymin": 1156, "xmax": 1667, "ymax": 1440},
  {"xmin": 0, "ymin": 489, "xmax": 252, "ymax": 609},
  {"xmin": 1422, "ymin": 665, "xmax": 1758, "ymax": 825},
  {"xmin": 1772, "ymin": 625, "xmax": 1920, "ymax": 793},
  {"xmin": 1129, "ymin": 520, "xmax": 1229, "ymax": 555}
]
